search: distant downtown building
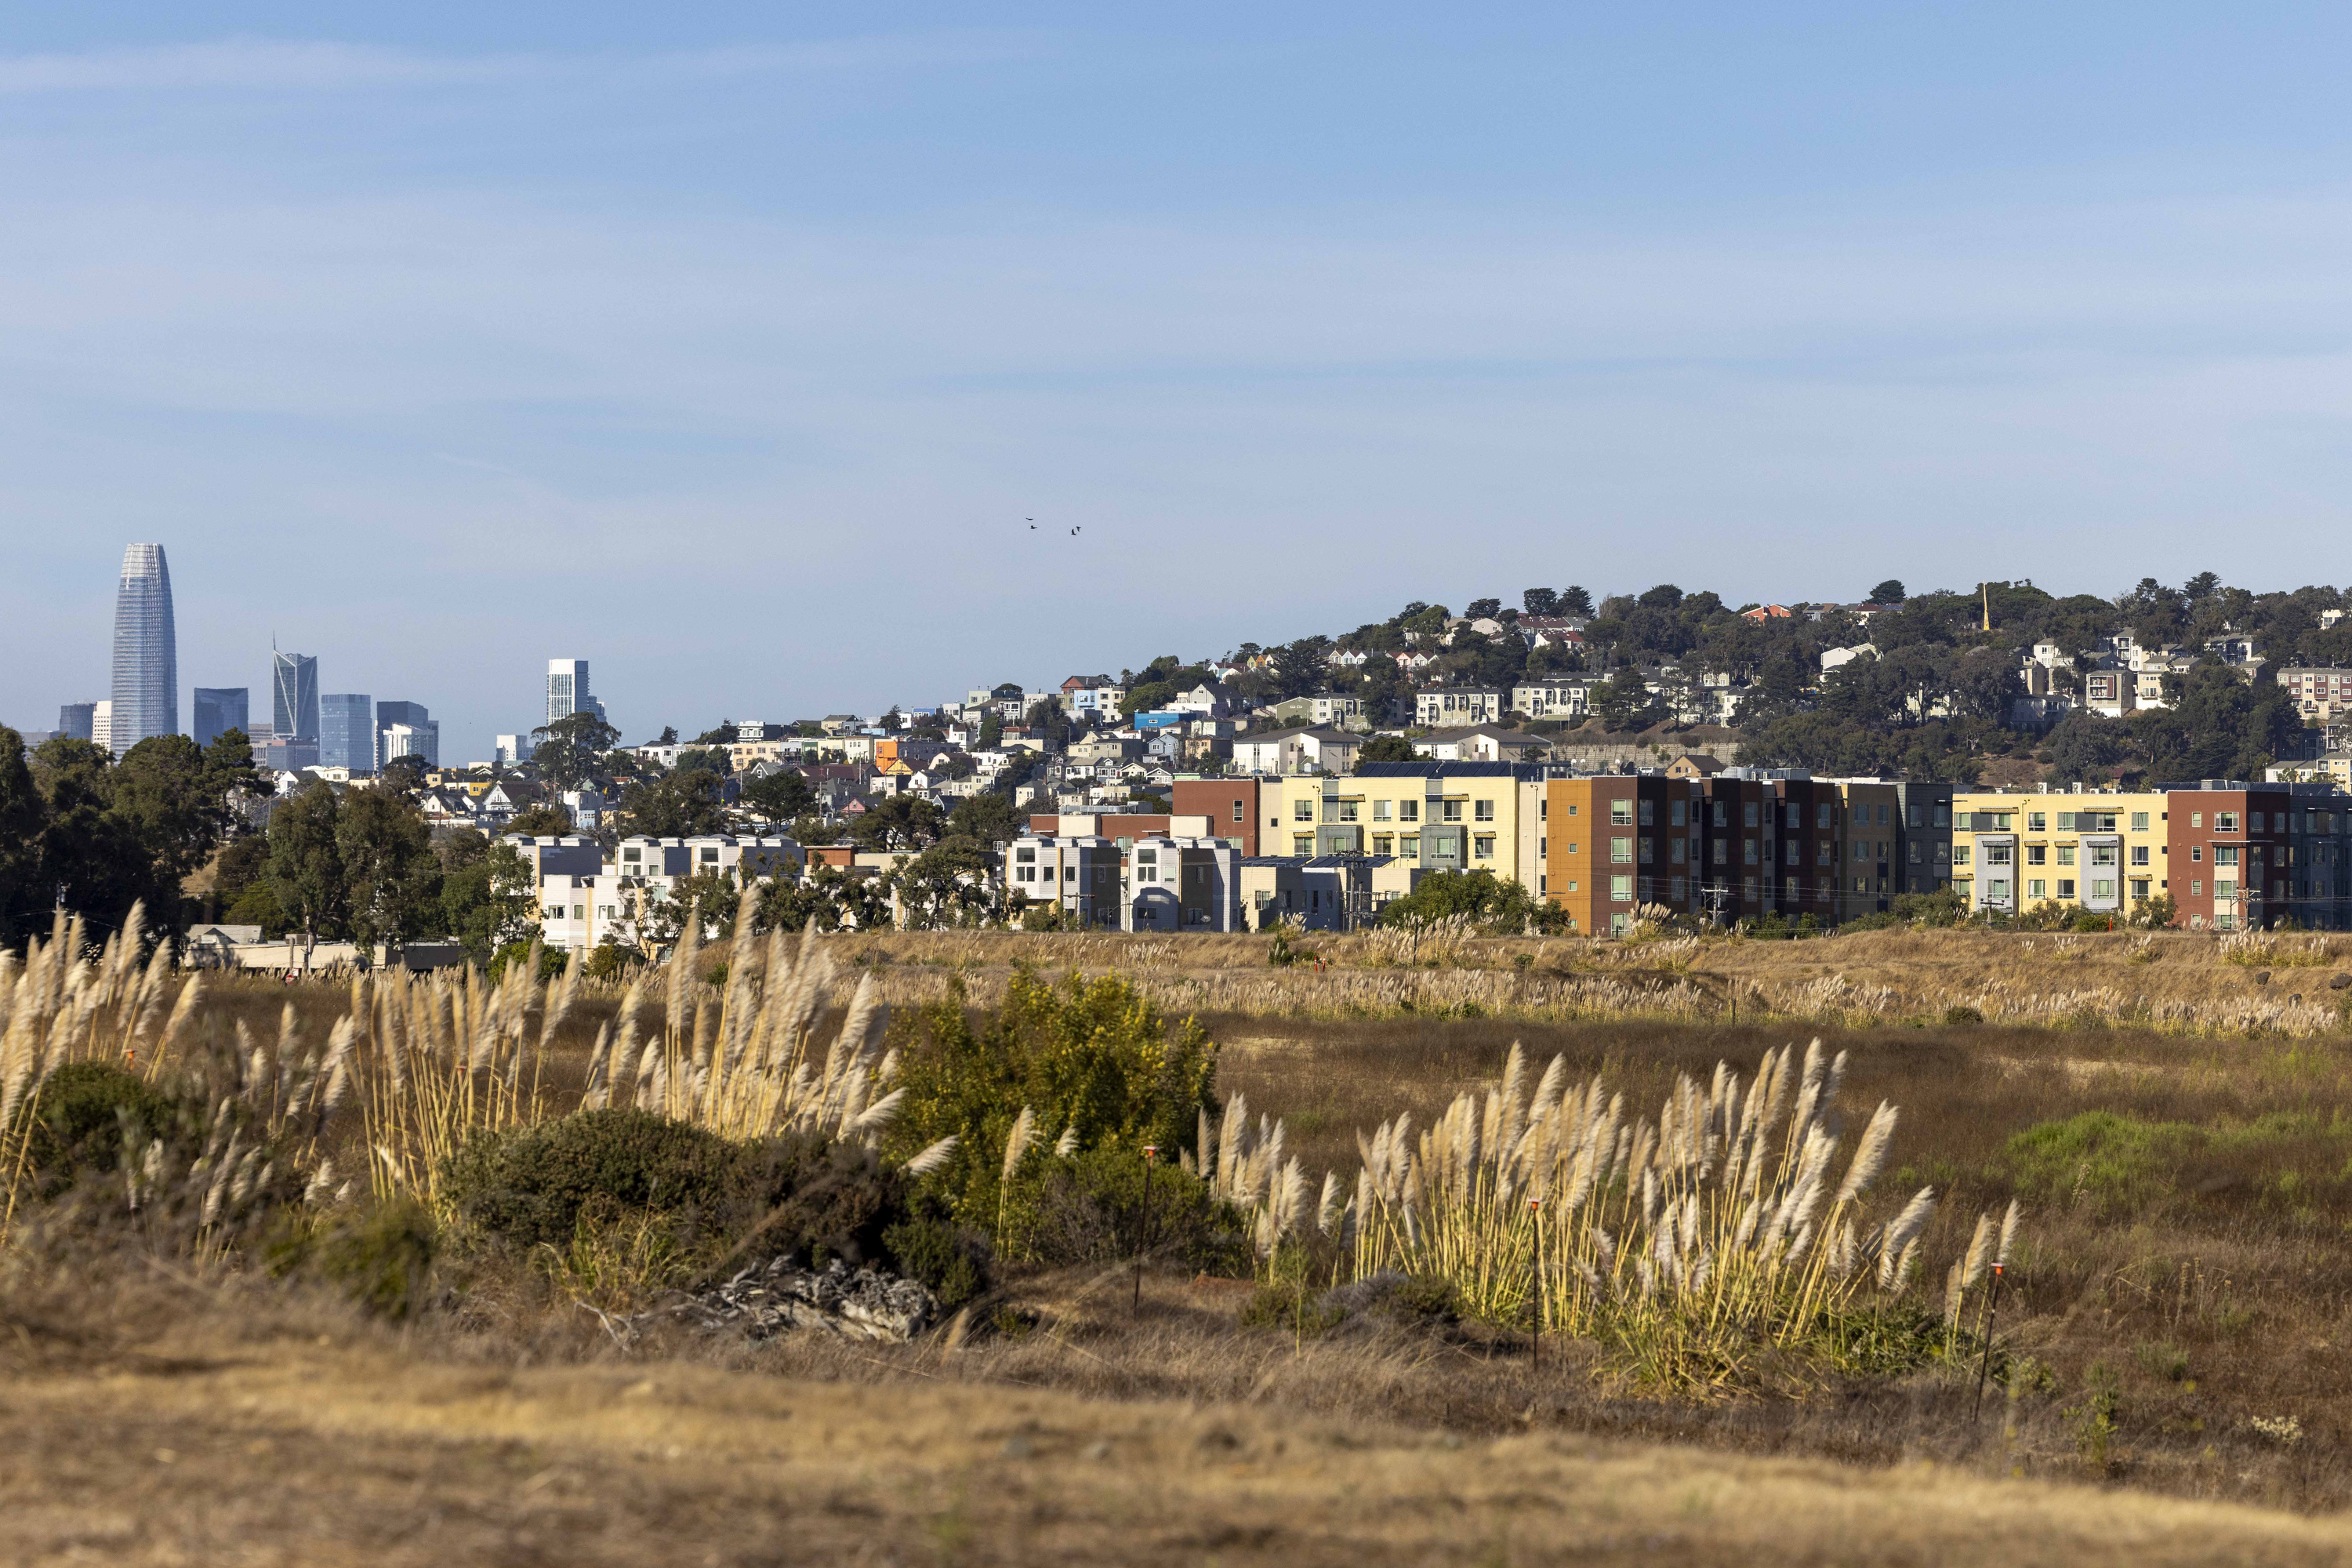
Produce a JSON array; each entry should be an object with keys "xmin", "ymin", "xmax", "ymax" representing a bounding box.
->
[
  {"xmin": 271, "ymin": 648, "xmax": 319, "ymax": 743},
  {"xmin": 546, "ymin": 659, "xmax": 592, "ymax": 728},
  {"xmin": 56, "ymin": 702, "xmax": 96, "ymax": 742},
  {"xmin": 193, "ymin": 688, "xmax": 249, "ymax": 750},
  {"xmin": 109, "ymin": 543, "xmax": 176, "ymax": 757},
  {"xmin": 377, "ymin": 700, "xmax": 439, "ymax": 769},
  {"xmin": 321, "ymin": 693, "xmax": 376, "ymax": 773}
]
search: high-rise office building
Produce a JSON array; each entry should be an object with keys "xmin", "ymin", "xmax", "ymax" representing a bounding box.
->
[
  {"xmin": 321, "ymin": 693, "xmax": 376, "ymax": 773},
  {"xmin": 193, "ymin": 688, "xmax": 249, "ymax": 750},
  {"xmin": 109, "ymin": 543, "xmax": 176, "ymax": 757},
  {"xmin": 56, "ymin": 702, "xmax": 96, "ymax": 742},
  {"xmin": 377, "ymin": 702, "xmax": 438, "ymax": 770},
  {"xmin": 271, "ymin": 648, "xmax": 319, "ymax": 742},
  {"xmin": 546, "ymin": 659, "xmax": 591, "ymax": 728},
  {"xmin": 91, "ymin": 700, "xmax": 115, "ymax": 754},
  {"xmin": 380, "ymin": 724, "xmax": 440, "ymax": 769}
]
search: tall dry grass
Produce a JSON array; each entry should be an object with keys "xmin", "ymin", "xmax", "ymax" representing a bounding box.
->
[{"xmin": 1341, "ymin": 1038, "xmax": 2013, "ymax": 1388}]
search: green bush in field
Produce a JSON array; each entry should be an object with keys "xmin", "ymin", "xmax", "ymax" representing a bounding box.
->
[
  {"xmin": 441, "ymin": 1109, "xmax": 993, "ymax": 1305},
  {"xmin": 1016, "ymin": 1146, "xmax": 1251, "ymax": 1273},
  {"xmin": 314, "ymin": 1197, "xmax": 441, "ymax": 1320},
  {"xmin": 10, "ymin": 1061, "xmax": 186, "ymax": 1195},
  {"xmin": 444, "ymin": 1109, "xmax": 745, "ymax": 1249},
  {"xmin": 885, "ymin": 966, "xmax": 1220, "ymax": 1243}
]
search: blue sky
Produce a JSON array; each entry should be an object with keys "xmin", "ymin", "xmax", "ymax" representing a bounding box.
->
[{"xmin": 5, "ymin": 5, "xmax": 2352, "ymax": 756}]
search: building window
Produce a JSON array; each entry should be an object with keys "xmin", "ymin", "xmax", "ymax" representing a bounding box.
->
[
  {"xmin": 2216, "ymin": 879, "xmax": 2238, "ymax": 898},
  {"xmin": 2216, "ymin": 846, "xmax": 2238, "ymax": 866},
  {"xmin": 2056, "ymin": 846, "xmax": 2075, "ymax": 866},
  {"xmin": 1475, "ymin": 799, "xmax": 1494, "ymax": 822},
  {"xmin": 2057, "ymin": 879, "xmax": 2075, "ymax": 899},
  {"xmin": 2131, "ymin": 845, "xmax": 2149, "ymax": 866},
  {"xmin": 1373, "ymin": 799, "xmax": 1392, "ymax": 822},
  {"xmin": 1294, "ymin": 800, "xmax": 1314, "ymax": 822},
  {"xmin": 1639, "ymin": 800, "xmax": 1656, "ymax": 827},
  {"xmin": 1374, "ymin": 834, "xmax": 1394, "ymax": 855},
  {"xmin": 1400, "ymin": 800, "xmax": 1419, "ymax": 822},
  {"xmin": 1232, "ymin": 800, "xmax": 1246, "ymax": 823},
  {"xmin": 1563, "ymin": 879, "xmax": 1578, "ymax": 892},
  {"xmin": 1611, "ymin": 799, "xmax": 1633, "ymax": 826},
  {"xmin": 1744, "ymin": 840, "xmax": 1759, "ymax": 865},
  {"xmin": 1402, "ymin": 836, "xmax": 1420, "ymax": 858},
  {"xmin": 2131, "ymin": 878, "xmax": 2151, "ymax": 899},
  {"xmin": 1744, "ymin": 802, "xmax": 1759, "ymax": 828},
  {"xmin": 1642, "ymin": 837, "xmax": 1656, "ymax": 864},
  {"xmin": 2092, "ymin": 880, "xmax": 2115, "ymax": 900},
  {"xmin": 1293, "ymin": 835, "xmax": 1312, "ymax": 855},
  {"xmin": 1610, "ymin": 875, "xmax": 1632, "ymax": 899},
  {"xmin": 1442, "ymin": 800, "xmax": 1464, "ymax": 823},
  {"xmin": 2191, "ymin": 879, "xmax": 2203, "ymax": 895},
  {"xmin": 1671, "ymin": 838, "xmax": 1686, "ymax": 864},
  {"xmin": 2131, "ymin": 811, "xmax": 2149, "ymax": 832},
  {"xmin": 2028, "ymin": 878, "xmax": 2046, "ymax": 898},
  {"xmin": 1612, "ymin": 837, "xmax": 1634, "ymax": 863},
  {"xmin": 1016, "ymin": 847, "xmax": 1036, "ymax": 862},
  {"xmin": 1338, "ymin": 800, "xmax": 1359, "ymax": 822},
  {"xmin": 1474, "ymin": 836, "xmax": 1495, "ymax": 859},
  {"xmin": 2216, "ymin": 812, "xmax": 2240, "ymax": 833}
]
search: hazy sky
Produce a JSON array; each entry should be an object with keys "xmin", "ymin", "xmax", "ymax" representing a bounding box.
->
[{"xmin": 6, "ymin": 5, "xmax": 2352, "ymax": 757}]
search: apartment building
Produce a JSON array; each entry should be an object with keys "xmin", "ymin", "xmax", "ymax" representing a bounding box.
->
[
  {"xmin": 1951, "ymin": 789, "xmax": 2170, "ymax": 920},
  {"xmin": 1414, "ymin": 688, "xmax": 1505, "ymax": 727},
  {"xmin": 1229, "ymin": 727, "xmax": 1360, "ymax": 775},
  {"xmin": 2278, "ymin": 667, "xmax": 2352, "ymax": 724},
  {"xmin": 1265, "ymin": 691, "xmax": 1374, "ymax": 731},
  {"xmin": 1120, "ymin": 837, "xmax": 1243, "ymax": 931},
  {"xmin": 522, "ymin": 834, "xmax": 805, "ymax": 951},
  {"xmin": 1005, "ymin": 835, "xmax": 1125, "ymax": 927},
  {"xmin": 1510, "ymin": 680, "xmax": 1593, "ymax": 720},
  {"xmin": 1171, "ymin": 776, "xmax": 1267, "ymax": 855},
  {"xmin": 1264, "ymin": 761, "xmax": 1537, "ymax": 876},
  {"xmin": 1541, "ymin": 773, "xmax": 1688, "ymax": 935}
]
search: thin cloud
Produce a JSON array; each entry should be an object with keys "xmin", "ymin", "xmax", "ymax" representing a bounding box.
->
[
  {"xmin": 0, "ymin": 40, "xmax": 535, "ymax": 95},
  {"xmin": 0, "ymin": 32, "xmax": 1042, "ymax": 96}
]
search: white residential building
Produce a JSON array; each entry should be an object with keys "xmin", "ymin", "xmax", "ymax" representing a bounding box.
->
[
  {"xmin": 1230, "ymin": 727, "xmax": 1362, "ymax": 776},
  {"xmin": 1414, "ymin": 688, "xmax": 1504, "ymax": 727},
  {"xmin": 1511, "ymin": 680, "xmax": 1592, "ymax": 720}
]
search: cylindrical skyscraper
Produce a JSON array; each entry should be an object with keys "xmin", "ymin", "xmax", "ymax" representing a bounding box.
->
[{"xmin": 109, "ymin": 543, "xmax": 177, "ymax": 757}]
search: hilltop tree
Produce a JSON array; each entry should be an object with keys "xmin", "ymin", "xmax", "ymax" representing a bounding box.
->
[
  {"xmin": 1522, "ymin": 587, "xmax": 1561, "ymax": 617},
  {"xmin": 532, "ymin": 711, "xmax": 622, "ymax": 791}
]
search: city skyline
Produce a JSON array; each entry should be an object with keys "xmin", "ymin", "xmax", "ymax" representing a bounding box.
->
[{"xmin": 9, "ymin": 13, "xmax": 2352, "ymax": 756}]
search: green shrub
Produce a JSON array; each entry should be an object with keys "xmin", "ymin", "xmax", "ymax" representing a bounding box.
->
[
  {"xmin": 10, "ymin": 1062, "xmax": 183, "ymax": 1193},
  {"xmin": 1943, "ymin": 1004, "xmax": 1984, "ymax": 1025},
  {"xmin": 1013, "ymin": 1147, "xmax": 1251, "ymax": 1274},
  {"xmin": 316, "ymin": 1198, "xmax": 440, "ymax": 1319},
  {"xmin": 444, "ymin": 1109, "xmax": 992, "ymax": 1299},
  {"xmin": 443, "ymin": 1108, "xmax": 744, "ymax": 1250},
  {"xmin": 881, "ymin": 1200, "xmax": 993, "ymax": 1310},
  {"xmin": 885, "ymin": 967, "xmax": 1220, "ymax": 1238}
]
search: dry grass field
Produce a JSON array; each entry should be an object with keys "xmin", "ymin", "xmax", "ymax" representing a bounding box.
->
[{"xmin": 13, "ymin": 925, "xmax": 2352, "ymax": 1562}]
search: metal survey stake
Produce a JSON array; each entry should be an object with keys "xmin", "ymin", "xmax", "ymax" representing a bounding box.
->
[{"xmin": 1135, "ymin": 1145, "xmax": 1158, "ymax": 1313}]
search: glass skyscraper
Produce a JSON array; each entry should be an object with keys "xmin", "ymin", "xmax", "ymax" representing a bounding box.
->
[
  {"xmin": 56, "ymin": 702, "xmax": 96, "ymax": 742},
  {"xmin": 271, "ymin": 649, "xmax": 319, "ymax": 742},
  {"xmin": 109, "ymin": 543, "xmax": 176, "ymax": 757},
  {"xmin": 547, "ymin": 659, "xmax": 591, "ymax": 728},
  {"xmin": 194, "ymin": 688, "xmax": 249, "ymax": 750},
  {"xmin": 320, "ymin": 693, "xmax": 375, "ymax": 772},
  {"xmin": 377, "ymin": 700, "xmax": 438, "ymax": 769}
]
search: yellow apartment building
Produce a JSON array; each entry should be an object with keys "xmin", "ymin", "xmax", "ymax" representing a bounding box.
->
[
  {"xmin": 1950, "ymin": 788, "xmax": 2169, "ymax": 918},
  {"xmin": 1254, "ymin": 764, "xmax": 1542, "ymax": 884}
]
